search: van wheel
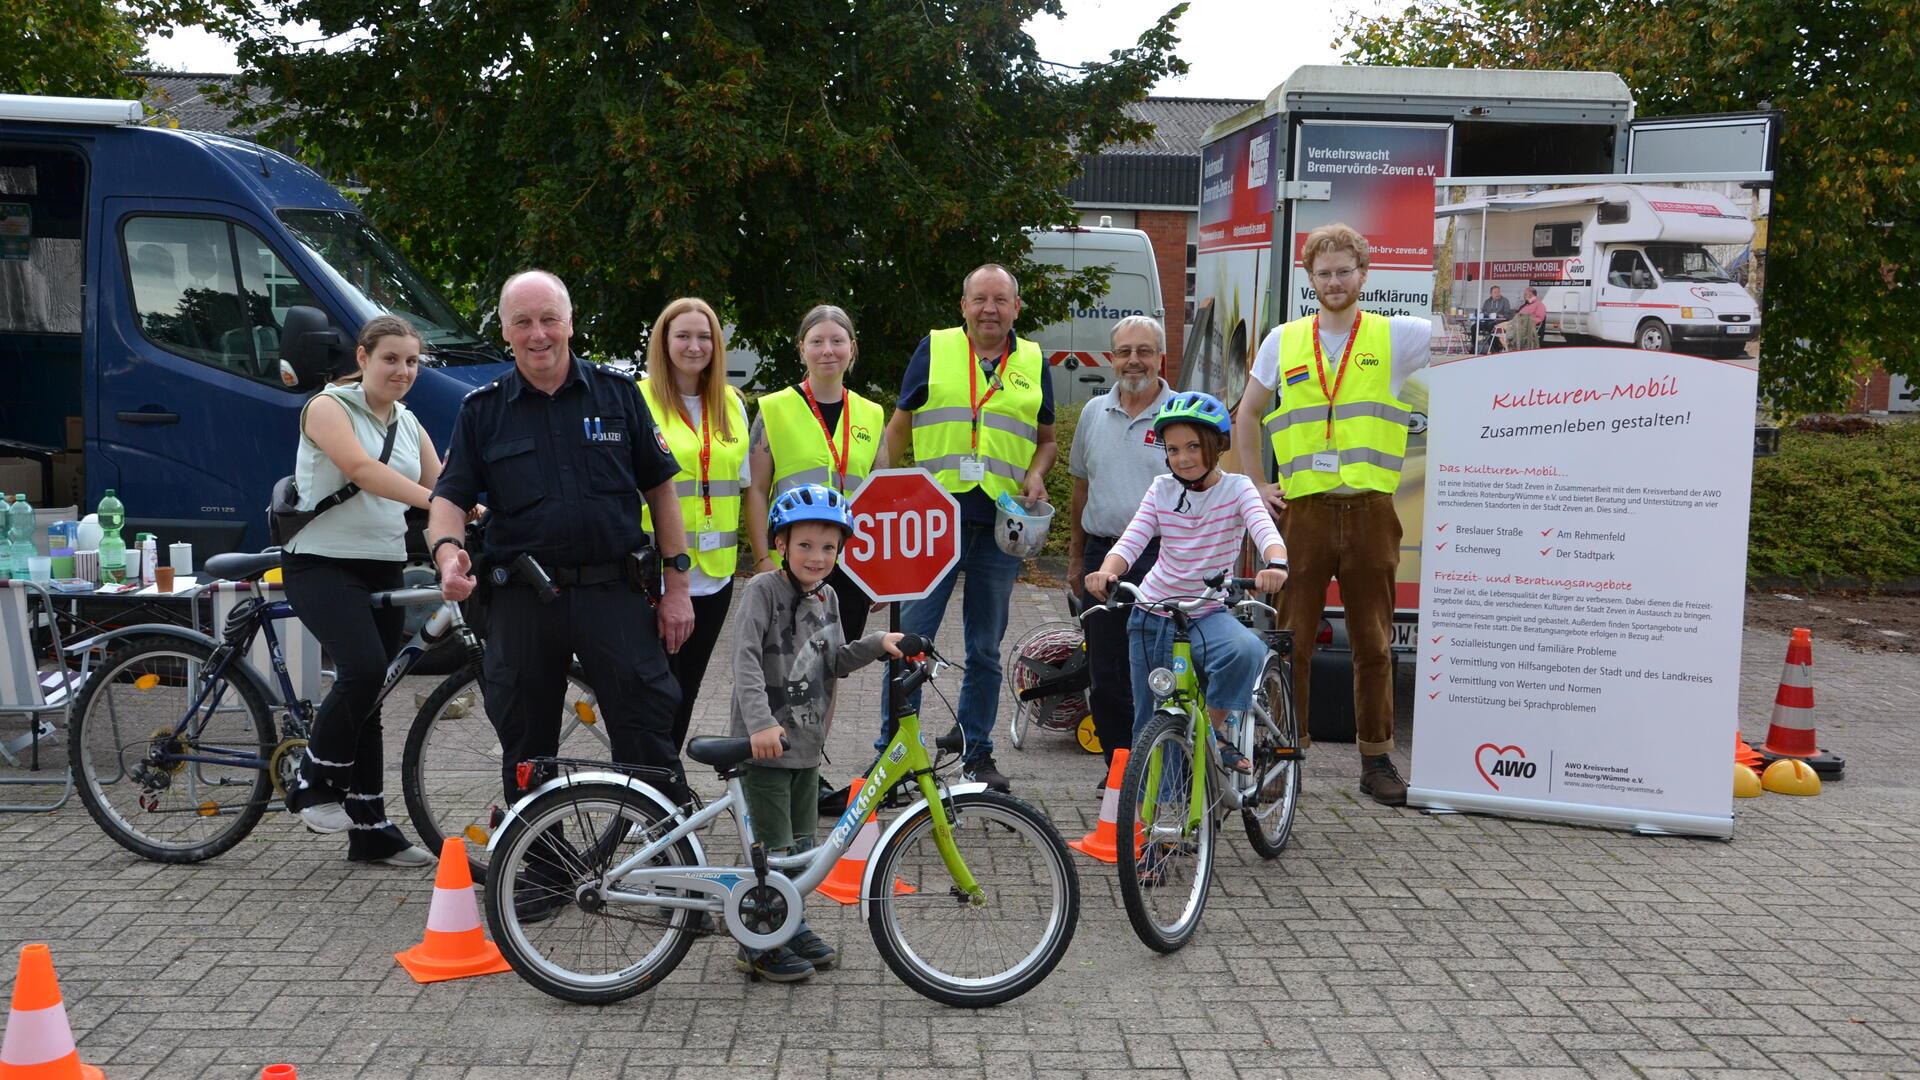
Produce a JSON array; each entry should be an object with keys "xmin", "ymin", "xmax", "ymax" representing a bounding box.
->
[{"xmin": 1635, "ymin": 319, "xmax": 1671, "ymax": 352}]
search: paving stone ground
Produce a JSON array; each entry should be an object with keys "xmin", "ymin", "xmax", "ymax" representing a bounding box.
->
[{"xmin": 3, "ymin": 583, "xmax": 1917, "ymax": 1079}]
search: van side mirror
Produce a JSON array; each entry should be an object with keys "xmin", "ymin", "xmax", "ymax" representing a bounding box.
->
[{"xmin": 281, "ymin": 305, "xmax": 349, "ymax": 390}]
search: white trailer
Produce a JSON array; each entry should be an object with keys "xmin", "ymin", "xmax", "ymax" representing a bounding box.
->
[{"xmin": 1443, "ymin": 183, "xmax": 1760, "ymax": 357}]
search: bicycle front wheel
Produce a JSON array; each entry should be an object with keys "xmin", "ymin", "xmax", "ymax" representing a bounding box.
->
[
  {"xmin": 402, "ymin": 659, "xmax": 606, "ymax": 876},
  {"xmin": 1115, "ymin": 710, "xmax": 1215, "ymax": 953},
  {"xmin": 1243, "ymin": 655, "xmax": 1301, "ymax": 858},
  {"xmin": 483, "ymin": 781, "xmax": 700, "ymax": 1005},
  {"xmin": 867, "ymin": 789, "xmax": 1080, "ymax": 1008},
  {"xmin": 70, "ymin": 636, "xmax": 276, "ymax": 863}
]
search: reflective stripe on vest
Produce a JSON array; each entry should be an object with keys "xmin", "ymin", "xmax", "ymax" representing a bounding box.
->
[
  {"xmin": 639, "ymin": 380, "xmax": 748, "ymax": 577},
  {"xmin": 910, "ymin": 327, "xmax": 1043, "ymax": 500},
  {"xmin": 1263, "ymin": 314, "xmax": 1409, "ymax": 498},
  {"xmin": 759, "ymin": 385, "xmax": 885, "ymax": 497}
]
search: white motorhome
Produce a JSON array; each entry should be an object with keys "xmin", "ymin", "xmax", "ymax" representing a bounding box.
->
[
  {"xmin": 1443, "ymin": 184, "xmax": 1760, "ymax": 356},
  {"xmin": 1026, "ymin": 225, "xmax": 1164, "ymax": 406}
]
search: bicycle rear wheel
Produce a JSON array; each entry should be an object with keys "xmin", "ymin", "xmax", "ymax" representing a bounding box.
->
[
  {"xmin": 867, "ymin": 789, "xmax": 1080, "ymax": 1007},
  {"xmin": 402, "ymin": 659, "xmax": 605, "ymax": 876},
  {"xmin": 483, "ymin": 781, "xmax": 700, "ymax": 1004},
  {"xmin": 1115, "ymin": 710, "xmax": 1215, "ymax": 953},
  {"xmin": 1243, "ymin": 655, "xmax": 1301, "ymax": 858},
  {"xmin": 70, "ymin": 636, "xmax": 275, "ymax": 863}
]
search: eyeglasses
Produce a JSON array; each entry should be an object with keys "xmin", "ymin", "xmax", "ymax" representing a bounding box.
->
[{"xmin": 1310, "ymin": 266, "xmax": 1361, "ymax": 284}]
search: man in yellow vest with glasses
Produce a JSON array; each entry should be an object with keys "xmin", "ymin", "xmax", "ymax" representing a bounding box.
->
[
  {"xmin": 878, "ymin": 263, "xmax": 1058, "ymax": 793},
  {"xmin": 1231, "ymin": 223, "xmax": 1432, "ymax": 806}
]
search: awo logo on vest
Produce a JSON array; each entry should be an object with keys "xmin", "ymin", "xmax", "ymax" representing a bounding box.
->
[
  {"xmin": 1474, "ymin": 742, "xmax": 1538, "ymax": 790},
  {"xmin": 1355, "ymin": 351, "xmax": 1381, "ymax": 368},
  {"xmin": 854, "ymin": 425, "xmax": 874, "ymax": 443}
]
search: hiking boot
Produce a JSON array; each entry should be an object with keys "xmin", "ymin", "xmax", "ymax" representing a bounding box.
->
[
  {"xmin": 787, "ymin": 925, "xmax": 838, "ymax": 970},
  {"xmin": 1359, "ymin": 753, "xmax": 1408, "ymax": 806},
  {"xmin": 961, "ymin": 754, "xmax": 1011, "ymax": 793},
  {"xmin": 736, "ymin": 945, "xmax": 815, "ymax": 983}
]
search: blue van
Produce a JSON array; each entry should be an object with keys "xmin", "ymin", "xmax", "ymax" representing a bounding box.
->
[{"xmin": 0, "ymin": 93, "xmax": 510, "ymax": 556}]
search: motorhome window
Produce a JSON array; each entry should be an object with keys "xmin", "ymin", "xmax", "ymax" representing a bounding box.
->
[
  {"xmin": 1643, "ymin": 243, "xmax": 1734, "ymax": 283},
  {"xmin": 123, "ymin": 216, "xmax": 301, "ymax": 387},
  {"xmin": 1597, "ymin": 202, "xmax": 1630, "ymax": 225},
  {"xmin": 1531, "ymin": 222, "xmax": 1582, "ymax": 258},
  {"xmin": 1606, "ymin": 250, "xmax": 1652, "ymax": 288},
  {"xmin": 277, "ymin": 209, "xmax": 482, "ymax": 350}
]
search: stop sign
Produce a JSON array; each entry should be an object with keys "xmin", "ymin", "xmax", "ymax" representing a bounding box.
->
[{"xmin": 840, "ymin": 468, "xmax": 960, "ymax": 603}]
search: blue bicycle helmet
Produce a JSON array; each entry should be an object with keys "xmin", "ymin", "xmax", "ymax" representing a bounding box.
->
[
  {"xmin": 1153, "ymin": 391, "xmax": 1232, "ymax": 440},
  {"xmin": 768, "ymin": 483, "xmax": 853, "ymax": 539}
]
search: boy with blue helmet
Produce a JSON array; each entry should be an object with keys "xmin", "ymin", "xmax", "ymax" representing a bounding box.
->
[{"xmin": 728, "ymin": 483, "xmax": 905, "ymax": 982}]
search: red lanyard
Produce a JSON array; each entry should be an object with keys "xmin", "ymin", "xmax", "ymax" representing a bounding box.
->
[
  {"xmin": 673, "ymin": 399, "xmax": 713, "ymax": 517},
  {"xmin": 1311, "ymin": 310, "xmax": 1362, "ymax": 441},
  {"xmin": 800, "ymin": 380, "xmax": 853, "ymax": 494},
  {"xmin": 967, "ymin": 339, "xmax": 1011, "ymax": 453}
]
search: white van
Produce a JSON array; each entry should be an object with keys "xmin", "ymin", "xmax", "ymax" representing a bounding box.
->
[
  {"xmin": 1026, "ymin": 226, "xmax": 1164, "ymax": 406},
  {"xmin": 1443, "ymin": 184, "xmax": 1760, "ymax": 357}
]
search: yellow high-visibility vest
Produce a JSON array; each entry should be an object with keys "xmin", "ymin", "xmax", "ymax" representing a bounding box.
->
[
  {"xmin": 640, "ymin": 381, "xmax": 748, "ymax": 577},
  {"xmin": 758, "ymin": 385, "xmax": 885, "ymax": 497},
  {"xmin": 1263, "ymin": 312, "xmax": 1410, "ymax": 498},
  {"xmin": 910, "ymin": 327, "xmax": 1043, "ymax": 500}
]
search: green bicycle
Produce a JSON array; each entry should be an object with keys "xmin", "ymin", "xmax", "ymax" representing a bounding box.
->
[
  {"xmin": 1098, "ymin": 574, "xmax": 1301, "ymax": 953},
  {"xmin": 482, "ymin": 638, "xmax": 1081, "ymax": 1008}
]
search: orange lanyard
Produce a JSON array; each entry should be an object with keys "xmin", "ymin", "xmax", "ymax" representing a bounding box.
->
[
  {"xmin": 967, "ymin": 339, "xmax": 1011, "ymax": 454},
  {"xmin": 800, "ymin": 380, "xmax": 853, "ymax": 494},
  {"xmin": 1311, "ymin": 310, "xmax": 1362, "ymax": 441},
  {"xmin": 673, "ymin": 400, "xmax": 713, "ymax": 517}
]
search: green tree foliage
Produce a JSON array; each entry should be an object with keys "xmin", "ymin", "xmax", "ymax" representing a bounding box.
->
[
  {"xmin": 1340, "ymin": 0, "xmax": 1919, "ymax": 413},
  {"xmin": 1, "ymin": 1, "xmax": 237, "ymax": 98},
  {"xmin": 224, "ymin": 2, "xmax": 1187, "ymax": 393}
]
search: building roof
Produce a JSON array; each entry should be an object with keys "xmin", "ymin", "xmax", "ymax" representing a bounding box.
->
[
  {"xmin": 136, "ymin": 71, "xmax": 270, "ymax": 135},
  {"xmin": 1068, "ymin": 96, "xmax": 1253, "ymax": 209},
  {"xmin": 1109, "ymin": 96, "xmax": 1258, "ymax": 157}
]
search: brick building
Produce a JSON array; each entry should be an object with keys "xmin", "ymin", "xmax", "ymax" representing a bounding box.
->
[{"xmin": 1064, "ymin": 96, "xmax": 1255, "ymax": 380}]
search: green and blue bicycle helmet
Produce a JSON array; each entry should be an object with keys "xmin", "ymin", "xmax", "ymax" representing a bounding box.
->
[
  {"xmin": 1153, "ymin": 391, "xmax": 1232, "ymax": 441},
  {"xmin": 769, "ymin": 483, "xmax": 852, "ymax": 539}
]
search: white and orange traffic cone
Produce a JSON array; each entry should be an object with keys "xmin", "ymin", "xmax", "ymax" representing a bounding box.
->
[
  {"xmin": 1756, "ymin": 628, "xmax": 1845, "ymax": 778},
  {"xmin": 259, "ymin": 1067, "xmax": 297, "ymax": 1080},
  {"xmin": 395, "ymin": 837, "xmax": 513, "ymax": 984},
  {"xmin": 818, "ymin": 777, "xmax": 916, "ymax": 905},
  {"xmin": 0, "ymin": 944, "xmax": 104, "ymax": 1080},
  {"xmin": 1067, "ymin": 749, "xmax": 1132, "ymax": 864}
]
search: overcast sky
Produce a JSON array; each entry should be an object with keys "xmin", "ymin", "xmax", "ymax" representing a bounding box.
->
[{"xmin": 143, "ymin": 1, "xmax": 1368, "ymax": 99}]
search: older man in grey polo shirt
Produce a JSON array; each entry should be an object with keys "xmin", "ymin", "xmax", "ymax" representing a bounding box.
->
[{"xmin": 1067, "ymin": 315, "xmax": 1176, "ymax": 766}]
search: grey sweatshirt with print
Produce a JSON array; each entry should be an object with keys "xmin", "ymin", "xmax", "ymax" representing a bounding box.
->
[{"xmin": 728, "ymin": 570, "xmax": 889, "ymax": 769}]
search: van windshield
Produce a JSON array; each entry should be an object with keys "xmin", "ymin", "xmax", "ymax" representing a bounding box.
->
[
  {"xmin": 1643, "ymin": 243, "xmax": 1734, "ymax": 283},
  {"xmin": 277, "ymin": 209, "xmax": 494, "ymax": 357}
]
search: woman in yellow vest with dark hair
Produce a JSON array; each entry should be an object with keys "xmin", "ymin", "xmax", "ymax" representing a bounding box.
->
[
  {"xmin": 745, "ymin": 304, "xmax": 887, "ymax": 639},
  {"xmin": 640, "ymin": 297, "xmax": 751, "ymax": 752}
]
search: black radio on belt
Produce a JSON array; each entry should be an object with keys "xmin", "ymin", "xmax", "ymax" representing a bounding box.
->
[{"xmin": 493, "ymin": 552, "xmax": 561, "ymax": 604}]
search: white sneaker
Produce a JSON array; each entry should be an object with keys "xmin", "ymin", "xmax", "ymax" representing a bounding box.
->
[
  {"xmin": 299, "ymin": 802, "xmax": 353, "ymax": 834},
  {"xmin": 372, "ymin": 845, "xmax": 436, "ymax": 868}
]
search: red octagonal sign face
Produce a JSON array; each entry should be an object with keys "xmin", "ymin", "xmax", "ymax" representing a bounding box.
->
[{"xmin": 840, "ymin": 468, "xmax": 961, "ymax": 603}]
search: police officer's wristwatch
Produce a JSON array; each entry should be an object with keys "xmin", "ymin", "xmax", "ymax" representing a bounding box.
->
[
  {"xmin": 661, "ymin": 552, "xmax": 691, "ymax": 573},
  {"xmin": 431, "ymin": 537, "xmax": 464, "ymax": 560}
]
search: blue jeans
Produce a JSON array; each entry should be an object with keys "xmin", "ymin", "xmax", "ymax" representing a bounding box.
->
[
  {"xmin": 877, "ymin": 522, "xmax": 1021, "ymax": 764},
  {"xmin": 1127, "ymin": 607, "xmax": 1266, "ymax": 739}
]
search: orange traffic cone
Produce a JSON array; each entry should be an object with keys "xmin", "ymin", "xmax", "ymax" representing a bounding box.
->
[
  {"xmin": 818, "ymin": 778, "xmax": 916, "ymax": 905},
  {"xmin": 0, "ymin": 944, "xmax": 104, "ymax": 1080},
  {"xmin": 260, "ymin": 1068, "xmax": 296, "ymax": 1080},
  {"xmin": 1734, "ymin": 732, "xmax": 1764, "ymax": 771},
  {"xmin": 395, "ymin": 837, "xmax": 513, "ymax": 984},
  {"xmin": 1757, "ymin": 628, "xmax": 1845, "ymax": 778},
  {"xmin": 1067, "ymin": 749, "xmax": 1132, "ymax": 863}
]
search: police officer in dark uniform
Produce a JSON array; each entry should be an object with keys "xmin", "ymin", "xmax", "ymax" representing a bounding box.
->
[{"xmin": 428, "ymin": 269, "xmax": 697, "ymax": 806}]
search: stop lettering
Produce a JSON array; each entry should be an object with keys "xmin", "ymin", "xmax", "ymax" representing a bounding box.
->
[{"xmin": 840, "ymin": 469, "xmax": 961, "ymax": 603}]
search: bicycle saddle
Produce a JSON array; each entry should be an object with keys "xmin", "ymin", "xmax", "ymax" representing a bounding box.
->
[
  {"xmin": 201, "ymin": 549, "xmax": 285, "ymax": 582},
  {"xmin": 685, "ymin": 736, "xmax": 756, "ymax": 770}
]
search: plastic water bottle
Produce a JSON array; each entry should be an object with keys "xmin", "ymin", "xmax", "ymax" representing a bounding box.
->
[
  {"xmin": 98, "ymin": 489, "xmax": 126, "ymax": 584},
  {"xmin": 6, "ymin": 494, "xmax": 32, "ymax": 580}
]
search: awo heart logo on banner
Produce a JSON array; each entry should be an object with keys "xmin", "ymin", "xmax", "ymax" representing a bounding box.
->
[{"xmin": 1474, "ymin": 743, "xmax": 1536, "ymax": 790}]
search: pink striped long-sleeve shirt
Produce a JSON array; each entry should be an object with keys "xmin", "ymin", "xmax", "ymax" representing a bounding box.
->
[{"xmin": 1110, "ymin": 472, "xmax": 1284, "ymax": 611}]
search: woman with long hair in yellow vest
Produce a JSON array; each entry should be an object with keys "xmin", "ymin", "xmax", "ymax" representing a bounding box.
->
[
  {"xmin": 745, "ymin": 304, "xmax": 887, "ymax": 640},
  {"xmin": 640, "ymin": 297, "xmax": 751, "ymax": 751}
]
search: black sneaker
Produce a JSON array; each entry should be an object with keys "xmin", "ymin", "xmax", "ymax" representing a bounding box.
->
[
  {"xmin": 962, "ymin": 754, "xmax": 1011, "ymax": 793},
  {"xmin": 787, "ymin": 926, "xmax": 838, "ymax": 970},
  {"xmin": 736, "ymin": 945, "xmax": 814, "ymax": 982}
]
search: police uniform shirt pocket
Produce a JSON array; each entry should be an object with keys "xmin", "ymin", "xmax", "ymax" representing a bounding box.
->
[
  {"xmin": 586, "ymin": 418, "xmax": 637, "ymax": 493},
  {"xmin": 482, "ymin": 436, "xmax": 544, "ymax": 513}
]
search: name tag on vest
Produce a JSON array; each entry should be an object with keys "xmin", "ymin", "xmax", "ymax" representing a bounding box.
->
[
  {"xmin": 699, "ymin": 531, "xmax": 730, "ymax": 552},
  {"xmin": 1311, "ymin": 451, "xmax": 1340, "ymax": 473},
  {"xmin": 959, "ymin": 457, "xmax": 987, "ymax": 482}
]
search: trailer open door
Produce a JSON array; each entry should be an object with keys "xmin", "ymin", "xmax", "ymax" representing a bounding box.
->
[{"xmin": 1626, "ymin": 111, "xmax": 1780, "ymax": 176}]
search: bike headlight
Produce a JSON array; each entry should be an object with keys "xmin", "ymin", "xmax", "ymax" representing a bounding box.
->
[{"xmin": 1148, "ymin": 667, "xmax": 1177, "ymax": 697}]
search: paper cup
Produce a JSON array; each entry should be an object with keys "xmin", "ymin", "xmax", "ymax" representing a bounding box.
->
[
  {"xmin": 155, "ymin": 566, "xmax": 175, "ymax": 592},
  {"xmin": 27, "ymin": 556, "xmax": 51, "ymax": 583}
]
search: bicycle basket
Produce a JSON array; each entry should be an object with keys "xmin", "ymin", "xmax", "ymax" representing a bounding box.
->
[{"xmin": 1005, "ymin": 621, "xmax": 1091, "ymax": 732}]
